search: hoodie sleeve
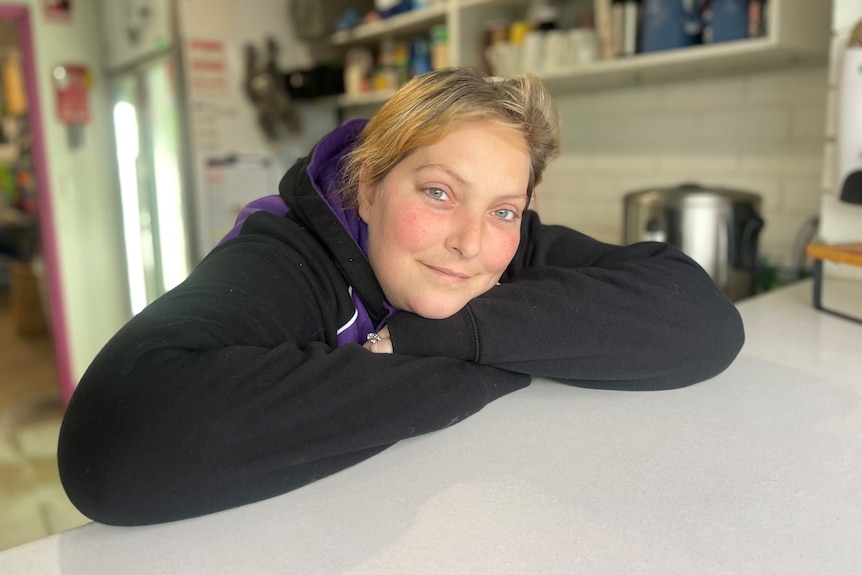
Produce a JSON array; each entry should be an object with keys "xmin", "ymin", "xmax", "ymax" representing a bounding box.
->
[
  {"xmin": 387, "ymin": 210, "xmax": 744, "ymax": 390},
  {"xmin": 58, "ymin": 214, "xmax": 529, "ymax": 526}
]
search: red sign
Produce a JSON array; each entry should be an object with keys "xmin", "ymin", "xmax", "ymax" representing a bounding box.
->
[
  {"xmin": 54, "ymin": 64, "xmax": 91, "ymax": 124},
  {"xmin": 43, "ymin": 0, "xmax": 72, "ymax": 21}
]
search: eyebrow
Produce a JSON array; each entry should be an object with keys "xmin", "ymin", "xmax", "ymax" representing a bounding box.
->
[
  {"xmin": 416, "ymin": 163, "xmax": 471, "ymax": 189},
  {"xmin": 416, "ymin": 163, "xmax": 527, "ymax": 203}
]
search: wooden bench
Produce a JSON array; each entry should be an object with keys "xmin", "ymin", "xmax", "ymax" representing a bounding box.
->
[{"xmin": 804, "ymin": 243, "xmax": 862, "ymax": 323}]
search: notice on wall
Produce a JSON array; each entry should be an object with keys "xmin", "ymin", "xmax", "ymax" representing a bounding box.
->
[
  {"xmin": 187, "ymin": 39, "xmax": 229, "ymax": 105},
  {"xmin": 187, "ymin": 38, "xmax": 233, "ymax": 154},
  {"xmin": 204, "ymin": 154, "xmax": 273, "ymax": 245}
]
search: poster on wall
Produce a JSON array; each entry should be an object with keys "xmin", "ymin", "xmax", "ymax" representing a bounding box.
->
[
  {"xmin": 204, "ymin": 154, "xmax": 272, "ymax": 245},
  {"xmin": 187, "ymin": 38, "xmax": 232, "ymax": 154},
  {"xmin": 187, "ymin": 39, "xmax": 229, "ymax": 106},
  {"xmin": 43, "ymin": 0, "xmax": 72, "ymax": 22}
]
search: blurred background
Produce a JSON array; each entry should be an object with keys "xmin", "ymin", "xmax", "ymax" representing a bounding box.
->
[{"xmin": 1, "ymin": 0, "xmax": 859, "ymax": 551}]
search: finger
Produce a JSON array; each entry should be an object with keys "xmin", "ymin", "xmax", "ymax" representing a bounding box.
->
[
  {"xmin": 376, "ymin": 337, "xmax": 393, "ymax": 354},
  {"xmin": 364, "ymin": 337, "xmax": 393, "ymax": 354}
]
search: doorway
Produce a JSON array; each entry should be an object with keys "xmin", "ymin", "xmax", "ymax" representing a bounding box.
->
[
  {"xmin": 0, "ymin": 5, "xmax": 87, "ymax": 550},
  {"xmin": 0, "ymin": 5, "xmax": 71, "ymax": 402}
]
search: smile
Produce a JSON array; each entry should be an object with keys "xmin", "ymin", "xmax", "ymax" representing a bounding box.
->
[{"xmin": 424, "ymin": 264, "xmax": 472, "ymax": 282}]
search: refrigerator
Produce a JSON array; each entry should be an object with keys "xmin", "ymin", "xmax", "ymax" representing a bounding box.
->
[
  {"xmin": 100, "ymin": 0, "xmax": 194, "ymax": 315},
  {"xmin": 111, "ymin": 56, "xmax": 194, "ymax": 314},
  {"xmin": 100, "ymin": 0, "xmax": 337, "ymax": 315}
]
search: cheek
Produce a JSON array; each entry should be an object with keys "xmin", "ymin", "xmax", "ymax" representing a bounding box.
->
[
  {"xmin": 385, "ymin": 205, "xmax": 440, "ymax": 251},
  {"xmin": 484, "ymin": 231, "xmax": 521, "ymax": 273}
]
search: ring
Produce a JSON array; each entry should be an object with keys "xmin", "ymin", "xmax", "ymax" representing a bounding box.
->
[{"xmin": 366, "ymin": 332, "xmax": 382, "ymax": 344}]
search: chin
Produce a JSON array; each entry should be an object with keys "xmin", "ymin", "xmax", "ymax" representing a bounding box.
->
[{"xmin": 408, "ymin": 298, "xmax": 468, "ymax": 320}]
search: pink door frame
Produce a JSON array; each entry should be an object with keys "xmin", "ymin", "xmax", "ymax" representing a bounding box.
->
[{"xmin": 2, "ymin": 5, "xmax": 74, "ymax": 403}]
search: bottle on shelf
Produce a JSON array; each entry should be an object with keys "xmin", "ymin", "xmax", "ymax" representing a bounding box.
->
[{"xmin": 430, "ymin": 24, "xmax": 449, "ymax": 69}]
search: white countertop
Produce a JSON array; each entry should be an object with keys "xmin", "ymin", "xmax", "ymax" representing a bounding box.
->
[{"xmin": 3, "ymin": 280, "xmax": 861, "ymax": 574}]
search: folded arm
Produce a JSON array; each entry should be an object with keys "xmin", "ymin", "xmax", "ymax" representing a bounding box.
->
[
  {"xmin": 58, "ymin": 227, "xmax": 527, "ymax": 526},
  {"xmin": 387, "ymin": 210, "xmax": 744, "ymax": 389}
]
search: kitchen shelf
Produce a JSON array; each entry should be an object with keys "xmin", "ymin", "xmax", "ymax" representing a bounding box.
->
[
  {"xmin": 537, "ymin": 36, "xmax": 826, "ymax": 93},
  {"xmin": 330, "ymin": 4, "xmax": 447, "ymax": 46},
  {"xmin": 321, "ymin": 0, "xmax": 830, "ymax": 108}
]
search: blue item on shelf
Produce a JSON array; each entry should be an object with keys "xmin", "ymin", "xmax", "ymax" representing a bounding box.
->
[
  {"xmin": 411, "ymin": 37, "xmax": 432, "ymax": 76},
  {"xmin": 334, "ymin": 9, "xmax": 364, "ymax": 32},
  {"xmin": 703, "ymin": 0, "xmax": 750, "ymax": 43},
  {"xmin": 640, "ymin": 0, "xmax": 704, "ymax": 53},
  {"xmin": 377, "ymin": 0, "xmax": 412, "ymax": 19}
]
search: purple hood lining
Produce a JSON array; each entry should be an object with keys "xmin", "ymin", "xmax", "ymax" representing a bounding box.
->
[{"xmin": 219, "ymin": 119, "xmax": 393, "ymax": 345}]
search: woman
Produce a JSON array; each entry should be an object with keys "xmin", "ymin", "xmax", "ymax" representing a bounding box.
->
[{"xmin": 58, "ymin": 68, "xmax": 744, "ymax": 526}]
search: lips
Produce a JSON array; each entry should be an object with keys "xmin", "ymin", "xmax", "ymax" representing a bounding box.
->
[{"xmin": 424, "ymin": 264, "xmax": 472, "ymax": 281}]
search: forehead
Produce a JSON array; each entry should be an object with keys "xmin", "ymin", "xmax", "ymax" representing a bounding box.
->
[
  {"xmin": 420, "ymin": 119, "xmax": 528, "ymax": 154},
  {"xmin": 401, "ymin": 120, "xmax": 530, "ymax": 186}
]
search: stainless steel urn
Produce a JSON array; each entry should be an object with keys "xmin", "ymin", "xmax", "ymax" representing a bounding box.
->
[{"xmin": 623, "ymin": 183, "xmax": 764, "ymax": 301}]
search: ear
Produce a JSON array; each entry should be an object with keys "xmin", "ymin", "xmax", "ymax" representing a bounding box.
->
[{"xmin": 357, "ymin": 168, "xmax": 374, "ymax": 223}]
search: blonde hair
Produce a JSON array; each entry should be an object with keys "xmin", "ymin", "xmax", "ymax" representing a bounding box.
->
[{"xmin": 340, "ymin": 67, "xmax": 561, "ymax": 205}]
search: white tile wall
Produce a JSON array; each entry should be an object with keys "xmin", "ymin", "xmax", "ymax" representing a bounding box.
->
[{"xmin": 536, "ymin": 67, "xmax": 828, "ymax": 267}]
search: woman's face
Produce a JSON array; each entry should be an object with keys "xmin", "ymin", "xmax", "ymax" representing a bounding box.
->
[{"xmin": 358, "ymin": 120, "xmax": 531, "ymax": 319}]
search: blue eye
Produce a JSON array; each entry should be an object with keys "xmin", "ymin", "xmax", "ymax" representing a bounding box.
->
[
  {"xmin": 493, "ymin": 209, "xmax": 517, "ymax": 221},
  {"xmin": 425, "ymin": 187, "xmax": 449, "ymax": 201}
]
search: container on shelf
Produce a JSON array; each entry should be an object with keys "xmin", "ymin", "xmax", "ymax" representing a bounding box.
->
[
  {"xmin": 639, "ymin": 0, "xmax": 704, "ymax": 54},
  {"xmin": 703, "ymin": 0, "xmax": 752, "ymax": 44}
]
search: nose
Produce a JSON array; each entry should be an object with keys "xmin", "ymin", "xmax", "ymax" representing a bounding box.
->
[{"xmin": 445, "ymin": 209, "xmax": 483, "ymax": 258}]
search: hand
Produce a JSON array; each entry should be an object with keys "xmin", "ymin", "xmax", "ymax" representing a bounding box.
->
[{"xmin": 363, "ymin": 326, "xmax": 393, "ymax": 354}]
